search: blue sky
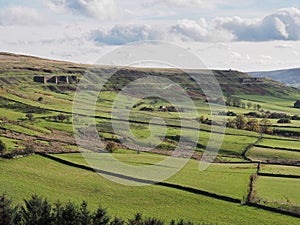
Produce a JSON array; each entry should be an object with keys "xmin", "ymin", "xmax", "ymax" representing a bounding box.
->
[{"xmin": 0, "ymin": 0, "xmax": 300, "ymax": 71}]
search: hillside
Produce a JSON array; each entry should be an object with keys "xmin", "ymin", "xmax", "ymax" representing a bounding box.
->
[
  {"xmin": 0, "ymin": 52, "xmax": 300, "ymax": 223},
  {"xmin": 0, "ymin": 52, "xmax": 299, "ymax": 98},
  {"xmin": 250, "ymin": 68, "xmax": 300, "ymax": 88}
]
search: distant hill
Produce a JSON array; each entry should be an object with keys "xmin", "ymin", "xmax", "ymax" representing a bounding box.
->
[
  {"xmin": 0, "ymin": 52, "xmax": 299, "ymax": 98},
  {"xmin": 249, "ymin": 68, "xmax": 300, "ymax": 88}
]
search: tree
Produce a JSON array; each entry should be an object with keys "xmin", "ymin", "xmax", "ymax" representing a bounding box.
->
[
  {"xmin": 257, "ymin": 104, "xmax": 262, "ymax": 111},
  {"xmin": 294, "ymin": 100, "xmax": 300, "ymax": 109},
  {"xmin": 225, "ymin": 97, "xmax": 232, "ymax": 106},
  {"xmin": 227, "ymin": 118, "xmax": 236, "ymax": 129},
  {"xmin": 0, "ymin": 195, "xmax": 14, "ymax": 225},
  {"xmin": 110, "ymin": 217, "xmax": 125, "ymax": 225},
  {"xmin": 277, "ymin": 118, "xmax": 291, "ymax": 124},
  {"xmin": 52, "ymin": 202, "xmax": 64, "ymax": 225},
  {"xmin": 128, "ymin": 213, "xmax": 143, "ymax": 225},
  {"xmin": 26, "ymin": 113, "xmax": 34, "ymax": 121},
  {"xmin": 260, "ymin": 118, "xmax": 273, "ymax": 134},
  {"xmin": 241, "ymin": 102, "xmax": 246, "ymax": 109},
  {"xmin": 235, "ymin": 115, "xmax": 247, "ymax": 130},
  {"xmin": 61, "ymin": 201, "xmax": 79, "ymax": 225},
  {"xmin": 0, "ymin": 140, "xmax": 6, "ymax": 156},
  {"xmin": 92, "ymin": 206, "xmax": 110, "ymax": 225},
  {"xmin": 105, "ymin": 141, "xmax": 117, "ymax": 153},
  {"xmin": 57, "ymin": 114, "xmax": 66, "ymax": 123},
  {"xmin": 246, "ymin": 118, "xmax": 259, "ymax": 132},
  {"xmin": 79, "ymin": 201, "xmax": 91, "ymax": 225},
  {"xmin": 247, "ymin": 102, "xmax": 252, "ymax": 109},
  {"xmin": 21, "ymin": 195, "xmax": 52, "ymax": 225},
  {"xmin": 232, "ymin": 98, "xmax": 242, "ymax": 108},
  {"xmin": 198, "ymin": 116, "xmax": 205, "ymax": 123}
]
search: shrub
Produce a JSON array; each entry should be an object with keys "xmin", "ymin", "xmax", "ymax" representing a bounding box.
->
[
  {"xmin": 21, "ymin": 195, "xmax": 52, "ymax": 225},
  {"xmin": 277, "ymin": 118, "xmax": 291, "ymax": 124},
  {"xmin": 0, "ymin": 195, "xmax": 15, "ymax": 225},
  {"xmin": 294, "ymin": 100, "xmax": 300, "ymax": 109},
  {"xmin": 105, "ymin": 141, "xmax": 118, "ymax": 153},
  {"xmin": 92, "ymin": 206, "xmax": 110, "ymax": 225},
  {"xmin": 26, "ymin": 113, "xmax": 34, "ymax": 121},
  {"xmin": 0, "ymin": 140, "xmax": 6, "ymax": 156},
  {"xmin": 110, "ymin": 217, "xmax": 125, "ymax": 225}
]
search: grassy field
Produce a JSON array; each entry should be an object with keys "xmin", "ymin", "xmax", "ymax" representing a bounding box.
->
[
  {"xmin": 258, "ymin": 138, "xmax": 300, "ymax": 151},
  {"xmin": 54, "ymin": 152, "xmax": 256, "ymax": 199},
  {"xmin": 0, "ymin": 136, "xmax": 20, "ymax": 152},
  {"xmin": 247, "ymin": 146, "xmax": 300, "ymax": 161},
  {"xmin": 255, "ymin": 176, "xmax": 300, "ymax": 206},
  {"xmin": 0, "ymin": 155, "xmax": 299, "ymax": 224},
  {"xmin": 259, "ymin": 164, "xmax": 300, "ymax": 176},
  {"xmin": 1, "ymin": 53, "xmax": 300, "ymax": 223}
]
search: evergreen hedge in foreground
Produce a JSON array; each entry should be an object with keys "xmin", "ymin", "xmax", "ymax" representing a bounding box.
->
[{"xmin": 0, "ymin": 194, "xmax": 212, "ymax": 225}]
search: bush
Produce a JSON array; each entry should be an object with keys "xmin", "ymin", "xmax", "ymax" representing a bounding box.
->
[
  {"xmin": 0, "ymin": 195, "xmax": 16, "ymax": 225},
  {"xmin": 26, "ymin": 113, "xmax": 34, "ymax": 121},
  {"xmin": 105, "ymin": 141, "xmax": 118, "ymax": 153},
  {"xmin": 0, "ymin": 140, "xmax": 6, "ymax": 156},
  {"xmin": 0, "ymin": 194, "xmax": 214, "ymax": 225},
  {"xmin": 277, "ymin": 118, "xmax": 291, "ymax": 124}
]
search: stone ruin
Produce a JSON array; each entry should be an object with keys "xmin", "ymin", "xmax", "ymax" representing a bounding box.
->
[{"xmin": 33, "ymin": 75, "xmax": 79, "ymax": 84}]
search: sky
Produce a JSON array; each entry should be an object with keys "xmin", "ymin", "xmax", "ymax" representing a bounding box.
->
[{"xmin": 0, "ymin": 0, "xmax": 300, "ymax": 71}]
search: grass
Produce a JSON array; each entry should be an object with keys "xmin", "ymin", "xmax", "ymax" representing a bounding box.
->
[
  {"xmin": 260, "ymin": 164, "xmax": 300, "ymax": 176},
  {"xmin": 2, "ymin": 124, "xmax": 44, "ymax": 136},
  {"xmin": 55, "ymin": 153, "xmax": 255, "ymax": 200},
  {"xmin": 0, "ymin": 155, "xmax": 298, "ymax": 224},
  {"xmin": 247, "ymin": 147, "xmax": 300, "ymax": 161},
  {"xmin": 1, "ymin": 54, "xmax": 300, "ymax": 223},
  {"xmin": 0, "ymin": 136, "xmax": 20, "ymax": 152},
  {"xmin": 258, "ymin": 138, "xmax": 300, "ymax": 151},
  {"xmin": 255, "ymin": 176, "xmax": 300, "ymax": 206}
]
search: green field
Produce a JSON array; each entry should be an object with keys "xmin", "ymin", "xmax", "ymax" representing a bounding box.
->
[
  {"xmin": 0, "ymin": 155, "xmax": 299, "ymax": 224},
  {"xmin": 260, "ymin": 164, "xmax": 300, "ymax": 176},
  {"xmin": 54, "ymin": 152, "xmax": 256, "ymax": 199},
  {"xmin": 1, "ymin": 53, "xmax": 300, "ymax": 223},
  {"xmin": 255, "ymin": 176, "xmax": 300, "ymax": 206},
  {"xmin": 258, "ymin": 138, "xmax": 300, "ymax": 151},
  {"xmin": 247, "ymin": 146, "xmax": 300, "ymax": 161}
]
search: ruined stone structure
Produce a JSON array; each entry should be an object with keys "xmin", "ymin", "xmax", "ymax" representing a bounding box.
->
[
  {"xmin": 240, "ymin": 78, "xmax": 264, "ymax": 83},
  {"xmin": 34, "ymin": 75, "xmax": 79, "ymax": 84}
]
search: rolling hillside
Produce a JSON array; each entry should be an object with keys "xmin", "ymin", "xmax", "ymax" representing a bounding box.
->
[
  {"xmin": 250, "ymin": 68, "xmax": 300, "ymax": 88},
  {"xmin": 0, "ymin": 52, "xmax": 300, "ymax": 223},
  {"xmin": 0, "ymin": 52, "xmax": 299, "ymax": 97}
]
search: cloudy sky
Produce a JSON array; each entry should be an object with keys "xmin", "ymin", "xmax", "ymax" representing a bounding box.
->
[{"xmin": 0, "ymin": 0, "xmax": 300, "ymax": 71}]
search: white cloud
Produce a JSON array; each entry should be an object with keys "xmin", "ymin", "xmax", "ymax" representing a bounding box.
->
[
  {"xmin": 91, "ymin": 7, "xmax": 300, "ymax": 45},
  {"xmin": 90, "ymin": 24, "xmax": 167, "ymax": 45},
  {"xmin": 172, "ymin": 18, "xmax": 234, "ymax": 42},
  {"xmin": 47, "ymin": 0, "xmax": 119, "ymax": 20},
  {"xmin": 145, "ymin": 0, "xmax": 224, "ymax": 9},
  {"xmin": 274, "ymin": 43, "xmax": 293, "ymax": 48},
  {"xmin": 219, "ymin": 7, "xmax": 300, "ymax": 41},
  {"xmin": 0, "ymin": 6, "xmax": 46, "ymax": 26}
]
